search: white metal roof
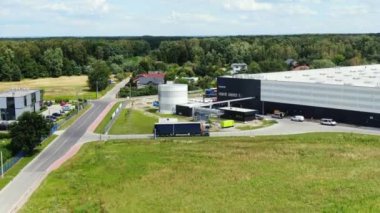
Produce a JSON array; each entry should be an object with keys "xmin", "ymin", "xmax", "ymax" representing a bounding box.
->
[
  {"xmin": 230, "ymin": 64, "xmax": 380, "ymax": 88},
  {"xmin": 219, "ymin": 107, "xmax": 257, "ymax": 113},
  {"xmin": 0, "ymin": 89, "xmax": 39, "ymax": 98}
]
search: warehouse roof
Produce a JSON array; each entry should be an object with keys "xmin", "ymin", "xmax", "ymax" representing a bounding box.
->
[
  {"xmin": 230, "ymin": 64, "xmax": 380, "ymax": 88},
  {"xmin": 0, "ymin": 89, "xmax": 39, "ymax": 98}
]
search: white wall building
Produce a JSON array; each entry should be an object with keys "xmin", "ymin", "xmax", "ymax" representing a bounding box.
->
[{"xmin": 0, "ymin": 89, "xmax": 41, "ymax": 121}]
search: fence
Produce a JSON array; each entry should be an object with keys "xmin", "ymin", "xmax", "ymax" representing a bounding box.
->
[
  {"xmin": 104, "ymin": 101, "xmax": 127, "ymax": 134},
  {"xmin": 1, "ymin": 151, "xmax": 25, "ymax": 176}
]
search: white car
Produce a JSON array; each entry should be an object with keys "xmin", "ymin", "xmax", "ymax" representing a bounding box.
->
[
  {"xmin": 320, "ymin": 118, "xmax": 337, "ymax": 126},
  {"xmin": 291, "ymin": 115, "xmax": 305, "ymax": 122}
]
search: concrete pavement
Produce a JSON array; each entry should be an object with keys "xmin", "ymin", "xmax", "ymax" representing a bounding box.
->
[
  {"xmin": 87, "ymin": 117, "xmax": 380, "ymax": 141},
  {"xmin": 0, "ymin": 80, "xmax": 127, "ymax": 213}
]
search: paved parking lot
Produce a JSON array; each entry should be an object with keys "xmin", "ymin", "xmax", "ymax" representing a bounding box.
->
[
  {"xmin": 41, "ymin": 104, "xmax": 74, "ymax": 116},
  {"xmin": 212, "ymin": 117, "xmax": 380, "ymax": 137}
]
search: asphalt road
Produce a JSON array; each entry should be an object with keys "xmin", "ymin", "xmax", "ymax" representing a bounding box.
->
[{"xmin": 0, "ymin": 80, "xmax": 126, "ymax": 213}]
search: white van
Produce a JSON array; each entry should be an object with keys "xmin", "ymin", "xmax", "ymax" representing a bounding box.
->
[
  {"xmin": 291, "ymin": 115, "xmax": 305, "ymax": 122},
  {"xmin": 320, "ymin": 118, "xmax": 337, "ymax": 126}
]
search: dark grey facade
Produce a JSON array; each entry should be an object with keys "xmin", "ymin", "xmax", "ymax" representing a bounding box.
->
[{"xmin": 217, "ymin": 77, "xmax": 380, "ymax": 128}]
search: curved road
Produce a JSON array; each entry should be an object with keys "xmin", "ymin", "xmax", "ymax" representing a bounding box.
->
[{"xmin": 0, "ymin": 80, "xmax": 126, "ymax": 213}]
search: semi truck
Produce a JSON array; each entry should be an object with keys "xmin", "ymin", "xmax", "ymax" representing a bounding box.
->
[
  {"xmin": 154, "ymin": 122, "xmax": 209, "ymax": 137},
  {"xmin": 205, "ymin": 88, "xmax": 217, "ymax": 98}
]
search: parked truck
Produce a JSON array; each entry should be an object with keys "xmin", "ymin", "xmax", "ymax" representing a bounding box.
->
[
  {"xmin": 205, "ymin": 88, "xmax": 217, "ymax": 98},
  {"xmin": 154, "ymin": 122, "xmax": 209, "ymax": 137}
]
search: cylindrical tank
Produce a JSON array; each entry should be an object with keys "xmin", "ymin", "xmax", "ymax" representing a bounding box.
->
[{"xmin": 159, "ymin": 84, "xmax": 188, "ymax": 114}]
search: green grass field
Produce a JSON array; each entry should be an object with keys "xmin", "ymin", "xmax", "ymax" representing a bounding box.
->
[
  {"xmin": 23, "ymin": 133, "xmax": 380, "ymax": 212},
  {"xmin": 0, "ymin": 138, "xmax": 12, "ymax": 163},
  {"xmin": 108, "ymin": 109, "xmax": 158, "ymax": 134}
]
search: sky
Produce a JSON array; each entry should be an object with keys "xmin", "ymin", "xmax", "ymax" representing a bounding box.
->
[{"xmin": 0, "ymin": 0, "xmax": 379, "ymax": 37}]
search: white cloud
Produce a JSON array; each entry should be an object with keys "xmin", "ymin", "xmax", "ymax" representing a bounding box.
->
[
  {"xmin": 330, "ymin": 5, "xmax": 369, "ymax": 16},
  {"xmin": 166, "ymin": 11, "xmax": 219, "ymax": 23},
  {"xmin": 9, "ymin": 0, "xmax": 111, "ymax": 15},
  {"xmin": 0, "ymin": 8, "xmax": 10, "ymax": 17},
  {"xmin": 283, "ymin": 5, "xmax": 317, "ymax": 15},
  {"xmin": 223, "ymin": 0, "xmax": 273, "ymax": 11}
]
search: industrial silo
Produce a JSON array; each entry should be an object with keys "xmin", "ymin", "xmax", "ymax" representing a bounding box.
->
[{"xmin": 158, "ymin": 84, "xmax": 188, "ymax": 114}]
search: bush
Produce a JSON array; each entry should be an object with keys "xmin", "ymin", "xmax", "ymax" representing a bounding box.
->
[
  {"xmin": 119, "ymin": 85, "xmax": 158, "ymax": 97},
  {"xmin": 0, "ymin": 132, "xmax": 11, "ymax": 139}
]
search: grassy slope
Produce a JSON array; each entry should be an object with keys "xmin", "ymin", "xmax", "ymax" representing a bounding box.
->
[
  {"xmin": 109, "ymin": 109, "xmax": 158, "ymax": 134},
  {"xmin": 94, "ymin": 102, "xmax": 120, "ymax": 134},
  {"xmin": 0, "ymin": 135, "xmax": 57, "ymax": 190},
  {"xmin": 23, "ymin": 133, "xmax": 380, "ymax": 212}
]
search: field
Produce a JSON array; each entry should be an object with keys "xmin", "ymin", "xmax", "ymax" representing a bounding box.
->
[
  {"xmin": 23, "ymin": 133, "xmax": 380, "ymax": 212},
  {"xmin": 108, "ymin": 109, "xmax": 158, "ymax": 134},
  {"xmin": 0, "ymin": 76, "xmax": 112, "ymax": 100}
]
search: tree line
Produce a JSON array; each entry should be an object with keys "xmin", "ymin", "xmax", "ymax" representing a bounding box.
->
[{"xmin": 1, "ymin": 34, "xmax": 380, "ymax": 83}]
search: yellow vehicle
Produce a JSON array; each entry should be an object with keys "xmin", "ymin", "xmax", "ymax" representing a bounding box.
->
[{"xmin": 220, "ymin": 120, "xmax": 235, "ymax": 128}]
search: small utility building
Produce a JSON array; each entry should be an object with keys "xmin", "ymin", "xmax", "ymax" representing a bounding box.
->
[
  {"xmin": 0, "ymin": 89, "xmax": 41, "ymax": 121},
  {"xmin": 220, "ymin": 107, "xmax": 257, "ymax": 122}
]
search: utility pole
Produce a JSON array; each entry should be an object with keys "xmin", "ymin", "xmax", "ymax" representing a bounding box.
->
[
  {"xmin": 76, "ymin": 90, "xmax": 79, "ymax": 113},
  {"xmin": 129, "ymin": 82, "xmax": 132, "ymax": 99},
  {"xmin": 1, "ymin": 151, "xmax": 4, "ymax": 179},
  {"xmin": 96, "ymin": 81, "xmax": 99, "ymax": 99}
]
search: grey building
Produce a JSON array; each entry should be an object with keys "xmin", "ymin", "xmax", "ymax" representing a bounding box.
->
[
  {"xmin": 0, "ymin": 89, "xmax": 42, "ymax": 121},
  {"xmin": 134, "ymin": 73, "xmax": 165, "ymax": 89}
]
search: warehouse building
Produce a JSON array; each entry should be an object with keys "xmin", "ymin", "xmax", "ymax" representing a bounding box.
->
[
  {"xmin": 217, "ymin": 65, "xmax": 380, "ymax": 127},
  {"xmin": 219, "ymin": 107, "xmax": 257, "ymax": 122},
  {"xmin": 0, "ymin": 89, "xmax": 41, "ymax": 121}
]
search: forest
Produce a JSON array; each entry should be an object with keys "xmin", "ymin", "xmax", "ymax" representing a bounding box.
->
[{"xmin": 1, "ymin": 34, "xmax": 380, "ymax": 84}]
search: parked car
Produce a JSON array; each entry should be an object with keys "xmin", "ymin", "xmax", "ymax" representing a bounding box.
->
[
  {"xmin": 320, "ymin": 118, "xmax": 337, "ymax": 126},
  {"xmin": 52, "ymin": 112, "xmax": 62, "ymax": 117},
  {"xmin": 45, "ymin": 115, "xmax": 57, "ymax": 122},
  {"xmin": 291, "ymin": 115, "xmax": 305, "ymax": 122},
  {"xmin": 271, "ymin": 111, "xmax": 285, "ymax": 119},
  {"xmin": 62, "ymin": 105, "xmax": 71, "ymax": 111}
]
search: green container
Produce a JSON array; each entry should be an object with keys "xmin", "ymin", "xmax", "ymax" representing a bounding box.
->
[{"xmin": 221, "ymin": 120, "xmax": 235, "ymax": 128}]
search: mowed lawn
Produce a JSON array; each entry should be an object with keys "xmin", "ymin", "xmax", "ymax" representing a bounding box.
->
[
  {"xmin": 0, "ymin": 76, "xmax": 108, "ymax": 100},
  {"xmin": 23, "ymin": 133, "xmax": 380, "ymax": 212},
  {"xmin": 109, "ymin": 109, "xmax": 157, "ymax": 134}
]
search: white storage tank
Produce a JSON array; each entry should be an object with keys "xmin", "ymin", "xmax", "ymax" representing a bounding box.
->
[{"xmin": 159, "ymin": 84, "xmax": 188, "ymax": 114}]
